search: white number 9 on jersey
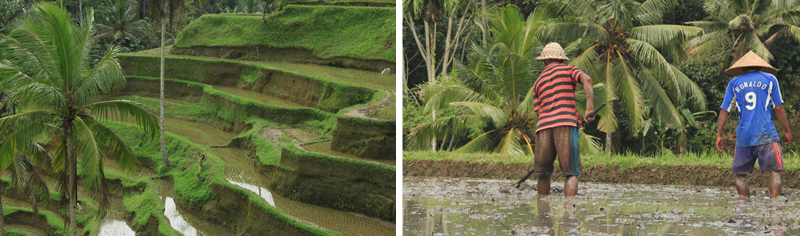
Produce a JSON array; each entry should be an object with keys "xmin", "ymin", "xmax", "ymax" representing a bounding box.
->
[{"xmin": 745, "ymin": 91, "xmax": 757, "ymax": 110}]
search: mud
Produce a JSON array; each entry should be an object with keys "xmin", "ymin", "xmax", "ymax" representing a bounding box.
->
[
  {"xmin": 404, "ymin": 177, "xmax": 800, "ymax": 235},
  {"xmin": 404, "ymin": 160, "xmax": 800, "ymax": 189},
  {"xmin": 170, "ymin": 46, "xmax": 395, "ymax": 72}
]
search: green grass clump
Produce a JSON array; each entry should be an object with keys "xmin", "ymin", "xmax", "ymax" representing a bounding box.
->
[
  {"xmin": 2, "ymin": 206, "xmax": 67, "ymax": 235},
  {"xmin": 174, "ymin": 6, "xmax": 395, "ymax": 62}
]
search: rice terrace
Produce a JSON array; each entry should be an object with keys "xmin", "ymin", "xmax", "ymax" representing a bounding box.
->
[{"xmin": 0, "ymin": 0, "xmax": 396, "ymax": 235}]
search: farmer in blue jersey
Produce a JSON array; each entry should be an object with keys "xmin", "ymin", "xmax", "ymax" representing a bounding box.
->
[{"xmin": 716, "ymin": 51, "xmax": 792, "ymax": 199}]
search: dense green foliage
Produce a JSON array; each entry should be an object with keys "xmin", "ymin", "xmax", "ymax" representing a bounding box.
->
[{"xmin": 174, "ymin": 6, "xmax": 395, "ymax": 61}]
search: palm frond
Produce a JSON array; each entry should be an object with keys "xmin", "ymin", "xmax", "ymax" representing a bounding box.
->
[
  {"xmin": 612, "ymin": 56, "xmax": 645, "ymax": 134},
  {"xmin": 86, "ymin": 100, "xmax": 160, "ymax": 140},
  {"xmin": 77, "ymin": 44, "xmax": 125, "ymax": 106},
  {"xmin": 494, "ymin": 128, "xmax": 525, "ymax": 155},
  {"xmin": 638, "ymin": 66, "xmax": 685, "ymax": 131},
  {"xmin": 73, "ymin": 117, "xmax": 110, "ymax": 209},
  {"xmin": 455, "ymin": 130, "xmax": 496, "ymax": 153},
  {"xmin": 632, "ymin": 0, "xmax": 678, "ymax": 25},
  {"xmin": 450, "ymin": 101, "xmax": 509, "ymax": 127},
  {"xmin": 629, "ymin": 25, "xmax": 702, "ymax": 48}
]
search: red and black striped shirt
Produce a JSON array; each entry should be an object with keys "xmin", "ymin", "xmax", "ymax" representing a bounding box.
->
[{"xmin": 532, "ymin": 63, "xmax": 584, "ymax": 132}]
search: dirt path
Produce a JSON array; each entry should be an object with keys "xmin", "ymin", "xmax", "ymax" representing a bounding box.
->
[{"xmin": 342, "ymin": 90, "xmax": 394, "ymax": 120}]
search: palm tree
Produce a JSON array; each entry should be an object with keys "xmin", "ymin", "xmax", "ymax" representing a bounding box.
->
[
  {"xmin": 96, "ymin": 0, "xmax": 150, "ymax": 45},
  {"xmin": 407, "ymin": 6, "xmax": 602, "ymax": 154},
  {"xmin": 686, "ymin": 0, "xmax": 800, "ymax": 63},
  {"xmin": 538, "ymin": 0, "xmax": 708, "ymax": 153},
  {"xmin": 0, "ymin": 3, "xmax": 160, "ymax": 235},
  {"xmin": 148, "ymin": 0, "xmax": 206, "ymax": 168}
]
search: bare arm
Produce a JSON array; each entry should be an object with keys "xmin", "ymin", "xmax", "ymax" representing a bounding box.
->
[
  {"xmin": 715, "ymin": 109, "xmax": 729, "ymax": 152},
  {"xmin": 580, "ymin": 73, "xmax": 595, "ymax": 122},
  {"xmin": 774, "ymin": 104, "xmax": 793, "ymax": 144}
]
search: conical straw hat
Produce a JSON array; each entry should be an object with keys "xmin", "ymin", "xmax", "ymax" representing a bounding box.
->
[
  {"xmin": 725, "ymin": 51, "xmax": 779, "ymax": 76},
  {"xmin": 536, "ymin": 42, "xmax": 569, "ymax": 61}
]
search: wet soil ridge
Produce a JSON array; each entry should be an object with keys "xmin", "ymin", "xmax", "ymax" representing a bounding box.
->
[
  {"xmin": 171, "ymin": 6, "xmax": 395, "ymax": 72},
  {"xmin": 171, "ymin": 46, "xmax": 395, "ymax": 72},
  {"xmin": 271, "ymin": 145, "xmax": 396, "ymax": 222},
  {"xmin": 331, "ymin": 115, "xmax": 395, "ymax": 160},
  {"xmin": 404, "ymin": 160, "xmax": 800, "ymax": 189}
]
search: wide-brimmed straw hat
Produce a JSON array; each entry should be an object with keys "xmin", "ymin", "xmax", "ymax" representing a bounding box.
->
[
  {"xmin": 725, "ymin": 51, "xmax": 779, "ymax": 76},
  {"xmin": 536, "ymin": 42, "xmax": 569, "ymax": 61}
]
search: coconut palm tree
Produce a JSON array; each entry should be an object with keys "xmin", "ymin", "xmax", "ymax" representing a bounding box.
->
[
  {"xmin": 538, "ymin": 0, "xmax": 708, "ymax": 153},
  {"xmin": 686, "ymin": 0, "xmax": 800, "ymax": 63},
  {"xmin": 407, "ymin": 6, "xmax": 603, "ymax": 154},
  {"xmin": 0, "ymin": 3, "xmax": 160, "ymax": 235},
  {"xmin": 96, "ymin": 0, "xmax": 150, "ymax": 45}
]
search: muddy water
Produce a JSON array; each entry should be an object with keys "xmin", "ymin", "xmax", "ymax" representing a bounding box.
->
[
  {"xmin": 302, "ymin": 141, "xmax": 395, "ymax": 166},
  {"xmin": 404, "ymin": 178, "xmax": 800, "ymax": 235},
  {"xmin": 98, "ymin": 219, "xmax": 136, "ymax": 236},
  {"xmin": 154, "ymin": 179, "xmax": 233, "ymax": 236}
]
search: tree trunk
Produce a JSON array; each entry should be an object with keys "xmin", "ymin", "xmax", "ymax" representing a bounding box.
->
[
  {"xmin": 605, "ymin": 132, "xmax": 612, "ymax": 154},
  {"xmin": 0, "ymin": 192, "xmax": 4, "ymax": 236},
  {"xmin": 431, "ymin": 109, "xmax": 437, "ymax": 151},
  {"xmin": 66, "ymin": 124, "xmax": 78, "ymax": 236},
  {"xmin": 160, "ymin": 19, "xmax": 168, "ymax": 168}
]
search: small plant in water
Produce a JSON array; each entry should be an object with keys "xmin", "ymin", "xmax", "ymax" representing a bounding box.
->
[{"xmin": 279, "ymin": 135, "xmax": 293, "ymax": 142}]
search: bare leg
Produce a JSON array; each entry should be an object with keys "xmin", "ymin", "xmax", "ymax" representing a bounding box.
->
[
  {"xmin": 537, "ymin": 175, "xmax": 551, "ymax": 195},
  {"xmin": 735, "ymin": 174, "xmax": 749, "ymax": 199},
  {"xmin": 564, "ymin": 175, "xmax": 579, "ymax": 197},
  {"xmin": 769, "ymin": 171, "xmax": 782, "ymax": 199}
]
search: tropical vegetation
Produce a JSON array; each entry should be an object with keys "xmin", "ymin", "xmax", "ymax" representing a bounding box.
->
[
  {"xmin": 0, "ymin": 3, "xmax": 159, "ymax": 235},
  {"xmin": 404, "ymin": 0, "xmax": 800, "ymax": 156}
]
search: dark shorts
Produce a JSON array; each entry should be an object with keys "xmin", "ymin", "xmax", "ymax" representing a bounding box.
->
[
  {"xmin": 534, "ymin": 126, "xmax": 581, "ymax": 177},
  {"xmin": 732, "ymin": 142, "xmax": 784, "ymax": 174}
]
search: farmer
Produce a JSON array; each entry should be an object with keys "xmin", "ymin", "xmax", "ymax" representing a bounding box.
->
[
  {"xmin": 715, "ymin": 51, "xmax": 792, "ymax": 199},
  {"xmin": 531, "ymin": 42, "xmax": 595, "ymax": 197}
]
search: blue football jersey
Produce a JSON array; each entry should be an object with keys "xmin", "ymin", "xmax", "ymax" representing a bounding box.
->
[{"xmin": 720, "ymin": 71, "xmax": 784, "ymax": 147}]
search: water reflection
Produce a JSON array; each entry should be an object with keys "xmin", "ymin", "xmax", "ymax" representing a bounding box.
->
[
  {"xmin": 97, "ymin": 219, "xmax": 136, "ymax": 236},
  {"xmin": 403, "ymin": 178, "xmax": 800, "ymax": 235},
  {"xmin": 228, "ymin": 178, "xmax": 276, "ymax": 207},
  {"xmin": 165, "ymin": 197, "xmax": 200, "ymax": 236}
]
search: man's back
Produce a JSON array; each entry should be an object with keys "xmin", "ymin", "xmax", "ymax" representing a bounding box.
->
[
  {"xmin": 532, "ymin": 63, "xmax": 583, "ymax": 132},
  {"xmin": 720, "ymin": 71, "xmax": 784, "ymax": 147}
]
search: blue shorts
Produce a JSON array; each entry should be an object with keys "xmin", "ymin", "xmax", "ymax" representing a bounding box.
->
[{"xmin": 732, "ymin": 142, "xmax": 784, "ymax": 174}]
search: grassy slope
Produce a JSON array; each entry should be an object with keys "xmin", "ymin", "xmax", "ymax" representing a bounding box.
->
[
  {"xmin": 286, "ymin": 0, "xmax": 394, "ymax": 3},
  {"xmin": 404, "ymin": 150, "xmax": 800, "ymax": 170},
  {"xmin": 103, "ymin": 120, "xmax": 335, "ymax": 235},
  {"xmin": 174, "ymin": 6, "xmax": 395, "ymax": 62}
]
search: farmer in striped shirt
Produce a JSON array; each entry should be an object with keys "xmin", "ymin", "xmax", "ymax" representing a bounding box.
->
[{"xmin": 531, "ymin": 42, "xmax": 595, "ymax": 197}]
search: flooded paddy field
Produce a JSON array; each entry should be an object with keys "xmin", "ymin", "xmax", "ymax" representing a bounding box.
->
[{"xmin": 404, "ymin": 177, "xmax": 800, "ymax": 235}]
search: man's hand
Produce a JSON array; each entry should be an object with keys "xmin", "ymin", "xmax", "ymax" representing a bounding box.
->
[
  {"xmin": 715, "ymin": 136, "xmax": 724, "ymax": 153},
  {"xmin": 585, "ymin": 108, "xmax": 595, "ymax": 123},
  {"xmin": 785, "ymin": 132, "xmax": 793, "ymax": 145}
]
